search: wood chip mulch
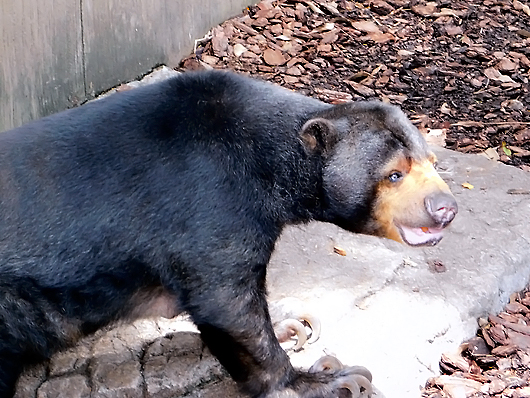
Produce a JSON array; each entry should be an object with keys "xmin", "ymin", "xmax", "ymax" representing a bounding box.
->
[
  {"xmin": 179, "ymin": 0, "xmax": 530, "ymax": 172},
  {"xmin": 423, "ymin": 290, "xmax": 530, "ymax": 398},
  {"xmin": 177, "ymin": 1, "xmax": 530, "ymax": 396}
]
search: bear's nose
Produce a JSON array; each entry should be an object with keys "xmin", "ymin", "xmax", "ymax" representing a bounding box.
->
[{"xmin": 424, "ymin": 192, "xmax": 458, "ymax": 226}]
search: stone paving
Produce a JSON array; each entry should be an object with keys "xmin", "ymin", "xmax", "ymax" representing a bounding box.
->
[{"xmin": 15, "ymin": 317, "xmax": 240, "ymax": 398}]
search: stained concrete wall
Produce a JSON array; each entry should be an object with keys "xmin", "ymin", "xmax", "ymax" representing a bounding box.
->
[{"xmin": 0, "ymin": 0, "xmax": 255, "ymax": 132}]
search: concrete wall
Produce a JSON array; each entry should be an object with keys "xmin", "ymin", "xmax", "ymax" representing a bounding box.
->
[{"xmin": 0, "ymin": 0, "xmax": 255, "ymax": 132}]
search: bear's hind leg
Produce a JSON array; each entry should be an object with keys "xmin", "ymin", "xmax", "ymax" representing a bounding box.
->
[{"xmin": 0, "ymin": 279, "xmax": 75, "ymax": 397}]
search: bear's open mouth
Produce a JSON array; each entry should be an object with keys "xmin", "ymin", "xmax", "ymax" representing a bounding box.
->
[{"xmin": 396, "ymin": 225, "xmax": 445, "ymax": 246}]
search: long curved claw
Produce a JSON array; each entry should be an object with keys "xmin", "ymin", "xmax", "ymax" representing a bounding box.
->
[
  {"xmin": 333, "ymin": 374, "xmax": 373, "ymax": 398},
  {"xmin": 308, "ymin": 357, "xmax": 374, "ymax": 397},
  {"xmin": 300, "ymin": 313, "xmax": 321, "ymax": 344},
  {"xmin": 274, "ymin": 319, "xmax": 308, "ymax": 350},
  {"xmin": 333, "ymin": 377, "xmax": 361, "ymax": 397},
  {"xmin": 340, "ymin": 365, "xmax": 373, "ymax": 383},
  {"xmin": 309, "ymin": 355, "xmax": 344, "ymax": 374},
  {"xmin": 269, "ymin": 298, "xmax": 321, "ymax": 345},
  {"xmin": 349, "ymin": 374, "xmax": 373, "ymax": 397}
]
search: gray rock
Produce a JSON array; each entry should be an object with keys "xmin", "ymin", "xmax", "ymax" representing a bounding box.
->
[
  {"xmin": 143, "ymin": 332, "xmax": 229, "ymax": 397},
  {"xmin": 49, "ymin": 344, "xmax": 91, "ymax": 377},
  {"xmin": 91, "ymin": 360, "xmax": 143, "ymax": 398},
  {"xmin": 13, "ymin": 364, "xmax": 47, "ymax": 398},
  {"xmin": 37, "ymin": 375, "xmax": 91, "ymax": 398}
]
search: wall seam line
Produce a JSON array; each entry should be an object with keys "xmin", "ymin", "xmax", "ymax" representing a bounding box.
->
[{"xmin": 80, "ymin": 0, "xmax": 87, "ymax": 99}]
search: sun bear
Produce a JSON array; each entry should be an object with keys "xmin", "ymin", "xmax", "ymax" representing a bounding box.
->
[{"xmin": 0, "ymin": 70, "xmax": 456, "ymax": 397}]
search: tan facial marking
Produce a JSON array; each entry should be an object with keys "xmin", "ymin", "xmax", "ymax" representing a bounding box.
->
[{"xmin": 373, "ymin": 154, "xmax": 451, "ymax": 243}]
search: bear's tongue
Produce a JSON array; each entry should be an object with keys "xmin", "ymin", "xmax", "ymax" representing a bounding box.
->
[{"xmin": 398, "ymin": 225, "xmax": 444, "ymax": 246}]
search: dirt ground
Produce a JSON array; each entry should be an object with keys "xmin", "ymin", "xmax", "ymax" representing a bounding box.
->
[
  {"xmin": 179, "ymin": 0, "xmax": 530, "ymax": 172},
  {"xmin": 176, "ymin": 1, "xmax": 530, "ymax": 396}
]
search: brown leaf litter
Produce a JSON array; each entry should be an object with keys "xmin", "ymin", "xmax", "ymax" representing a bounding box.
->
[{"xmin": 179, "ymin": 0, "xmax": 530, "ymax": 172}]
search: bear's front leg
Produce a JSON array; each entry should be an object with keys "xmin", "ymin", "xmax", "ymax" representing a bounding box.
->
[{"xmin": 182, "ymin": 275, "xmax": 372, "ymax": 398}]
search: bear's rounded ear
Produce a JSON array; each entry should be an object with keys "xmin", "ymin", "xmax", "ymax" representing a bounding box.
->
[{"xmin": 300, "ymin": 118, "xmax": 338, "ymax": 156}]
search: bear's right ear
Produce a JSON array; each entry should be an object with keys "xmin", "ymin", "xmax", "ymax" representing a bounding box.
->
[{"xmin": 300, "ymin": 118, "xmax": 338, "ymax": 157}]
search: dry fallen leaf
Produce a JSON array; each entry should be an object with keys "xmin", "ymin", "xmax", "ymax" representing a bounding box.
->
[
  {"xmin": 515, "ymin": 129, "xmax": 530, "ymax": 142},
  {"xmin": 445, "ymin": 25, "xmax": 464, "ymax": 36},
  {"xmin": 502, "ymin": 141, "xmax": 512, "ymax": 157},
  {"xmin": 440, "ymin": 102, "xmax": 452, "ymax": 115},
  {"xmin": 233, "ymin": 43, "xmax": 247, "ymax": 57},
  {"xmin": 303, "ymin": 0, "xmax": 325, "ymax": 14},
  {"xmin": 497, "ymin": 57, "xmax": 518, "ymax": 72},
  {"xmin": 211, "ymin": 29, "xmax": 229, "ymax": 57},
  {"xmin": 461, "ymin": 35, "xmax": 473, "ymax": 45},
  {"xmin": 201, "ymin": 55, "xmax": 219, "ymax": 66},
  {"xmin": 366, "ymin": 32, "xmax": 395, "ymax": 43},
  {"xmin": 333, "ymin": 246, "xmax": 347, "ymax": 256},
  {"xmin": 435, "ymin": 8, "xmax": 464, "ymax": 17},
  {"xmin": 509, "ymin": 145, "xmax": 530, "ymax": 157},
  {"xmin": 484, "ymin": 67, "xmax": 515, "ymax": 83},
  {"xmin": 514, "ymin": 0, "xmax": 530, "ymax": 16},
  {"xmin": 487, "ymin": 378, "xmax": 508, "ymax": 394},
  {"xmin": 411, "ymin": 2, "xmax": 438, "ymax": 16},
  {"xmin": 430, "ymin": 375, "xmax": 483, "ymax": 396},
  {"xmin": 483, "ymin": 147, "xmax": 500, "ymax": 161},
  {"xmin": 462, "ymin": 182, "xmax": 474, "ymax": 189},
  {"xmin": 263, "ymin": 48, "xmax": 288, "ymax": 66},
  {"xmin": 345, "ymin": 81, "xmax": 376, "ymax": 97},
  {"xmin": 501, "ymin": 99, "xmax": 524, "ymax": 111},
  {"xmin": 314, "ymin": 88, "xmax": 352, "ymax": 103},
  {"xmin": 313, "ymin": 22, "xmax": 335, "ymax": 33},
  {"xmin": 424, "ymin": 128, "xmax": 447, "ymax": 147},
  {"xmin": 441, "ymin": 351, "xmax": 470, "ymax": 372},
  {"xmin": 351, "ymin": 20, "xmax": 381, "ymax": 33},
  {"xmin": 397, "ymin": 49, "xmax": 414, "ymax": 57}
]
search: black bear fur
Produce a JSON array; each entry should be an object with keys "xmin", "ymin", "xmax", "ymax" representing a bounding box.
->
[{"xmin": 0, "ymin": 70, "xmax": 436, "ymax": 397}]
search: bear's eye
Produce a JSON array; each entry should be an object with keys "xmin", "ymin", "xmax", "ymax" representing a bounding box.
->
[{"xmin": 388, "ymin": 171, "xmax": 403, "ymax": 183}]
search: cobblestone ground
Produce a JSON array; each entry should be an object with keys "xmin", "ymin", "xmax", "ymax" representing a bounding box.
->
[{"xmin": 14, "ymin": 317, "xmax": 242, "ymax": 398}]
